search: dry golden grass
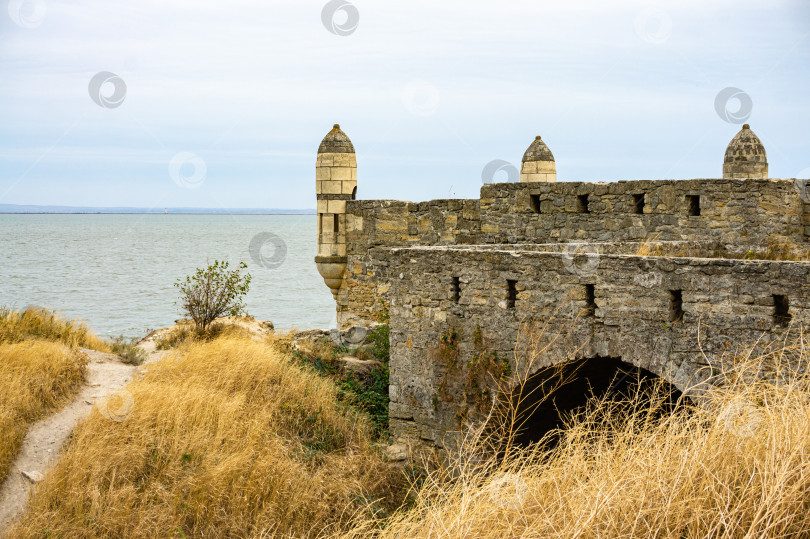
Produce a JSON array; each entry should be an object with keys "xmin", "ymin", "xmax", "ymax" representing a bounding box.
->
[
  {"xmin": 7, "ymin": 305, "xmax": 810, "ymax": 538},
  {"xmin": 5, "ymin": 337, "xmax": 402, "ymax": 538},
  {"xmin": 0, "ymin": 307, "xmax": 111, "ymax": 352},
  {"xmin": 634, "ymin": 233, "xmax": 663, "ymax": 256},
  {"xmin": 342, "ymin": 335, "xmax": 810, "ymax": 539},
  {"xmin": 0, "ymin": 341, "xmax": 87, "ymax": 485},
  {"xmin": 153, "ymin": 316, "xmax": 271, "ymax": 350}
]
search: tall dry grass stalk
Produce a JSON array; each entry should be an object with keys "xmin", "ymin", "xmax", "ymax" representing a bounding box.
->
[
  {"xmin": 0, "ymin": 341, "xmax": 87, "ymax": 484},
  {"xmin": 5, "ymin": 337, "xmax": 402, "ymax": 538},
  {"xmin": 0, "ymin": 307, "xmax": 111, "ymax": 352},
  {"xmin": 634, "ymin": 233, "xmax": 664, "ymax": 257},
  {"xmin": 342, "ymin": 331, "xmax": 810, "ymax": 538}
]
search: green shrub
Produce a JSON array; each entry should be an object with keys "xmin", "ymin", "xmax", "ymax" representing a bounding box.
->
[
  {"xmin": 367, "ymin": 302, "xmax": 391, "ymax": 363},
  {"xmin": 174, "ymin": 260, "xmax": 252, "ymax": 332},
  {"xmin": 336, "ymin": 364, "xmax": 389, "ymax": 437},
  {"xmin": 291, "ymin": 329, "xmax": 391, "ymax": 439}
]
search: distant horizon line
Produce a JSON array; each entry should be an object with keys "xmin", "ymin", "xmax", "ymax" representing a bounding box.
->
[{"xmin": 0, "ymin": 203, "xmax": 315, "ymax": 215}]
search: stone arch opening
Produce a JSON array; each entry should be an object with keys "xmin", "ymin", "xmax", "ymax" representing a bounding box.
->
[{"xmin": 508, "ymin": 356, "xmax": 683, "ymax": 448}]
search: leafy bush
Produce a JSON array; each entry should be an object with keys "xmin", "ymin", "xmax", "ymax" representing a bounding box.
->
[
  {"xmin": 366, "ymin": 324, "xmax": 390, "ymax": 363},
  {"xmin": 366, "ymin": 301, "xmax": 391, "ymax": 363},
  {"xmin": 336, "ymin": 364, "xmax": 390, "ymax": 437},
  {"xmin": 174, "ymin": 260, "xmax": 252, "ymax": 332}
]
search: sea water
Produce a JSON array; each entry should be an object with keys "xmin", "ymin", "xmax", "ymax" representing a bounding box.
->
[{"xmin": 0, "ymin": 214, "xmax": 336, "ymax": 339}]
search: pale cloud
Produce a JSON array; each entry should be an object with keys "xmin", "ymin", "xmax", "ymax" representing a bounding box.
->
[{"xmin": 1, "ymin": 0, "xmax": 808, "ymax": 207}]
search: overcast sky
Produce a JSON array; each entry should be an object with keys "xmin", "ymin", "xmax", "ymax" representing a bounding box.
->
[{"xmin": 0, "ymin": 0, "xmax": 808, "ymax": 209}]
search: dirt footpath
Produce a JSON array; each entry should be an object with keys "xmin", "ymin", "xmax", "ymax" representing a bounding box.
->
[{"xmin": 0, "ymin": 344, "xmax": 165, "ymax": 530}]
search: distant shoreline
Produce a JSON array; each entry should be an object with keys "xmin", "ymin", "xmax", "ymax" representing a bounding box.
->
[
  {"xmin": 0, "ymin": 205, "xmax": 316, "ymax": 215},
  {"xmin": 0, "ymin": 212, "xmax": 316, "ymax": 215}
]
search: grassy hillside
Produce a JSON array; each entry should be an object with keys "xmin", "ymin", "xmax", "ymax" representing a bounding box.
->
[
  {"xmin": 4, "ymin": 307, "xmax": 810, "ymax": 538},
  {"xmin": 5, "ymin": 337, "xmax": 403, "ymax": 538},
  {"xmin": 0, "ymin": 307, "xmax": 108, "ymax": 485},
  {"xmin": 0, "ymin": 341, "xmax": 87, "ymax": 485},
  {"xmin": 0, "ymin": 307, "xmax": 111, "ymax": 352}
]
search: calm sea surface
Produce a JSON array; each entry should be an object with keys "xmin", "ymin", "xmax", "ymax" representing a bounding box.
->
[{"xmin": 0, "ymin": 214, "xmax": 336, "ymax": 339}]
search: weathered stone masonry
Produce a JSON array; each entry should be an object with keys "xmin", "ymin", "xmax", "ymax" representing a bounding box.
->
[
  {"xmin": 385, "ymin": 245, "xmax": 809, "ymax": 448},
  {"xmin": 337, "ymin": 179, "xmax": 809, "ymax": 329},
  {"xmin": 313, "ymin": 123, "xmax": 810, "ymax": 451}
]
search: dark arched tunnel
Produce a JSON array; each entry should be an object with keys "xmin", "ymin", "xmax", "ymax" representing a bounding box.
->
[{"xmin": 507, "ymin": 356, "xmax": 683, "ymax": 448}]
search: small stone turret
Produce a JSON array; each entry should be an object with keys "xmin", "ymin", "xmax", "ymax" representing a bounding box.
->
[
  {"xmin": 723, "ymin": 124, "xmax": 768, "ymax": 179},
  {"xmin": 315, "ymin": 124, "xmax": 357, "ymax": 299},
  {"xmin": 520, "ymin": 135, "xmax": 557, "ymax": 182}
]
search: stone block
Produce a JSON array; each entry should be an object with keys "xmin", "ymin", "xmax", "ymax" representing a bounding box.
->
[
  {"xmin": 321, "ymin": 180, "xmax": 342, "ymax": 195},
  {"xmin": 327, "ymin": 199, "xmax": 346, "ymax": 214}
]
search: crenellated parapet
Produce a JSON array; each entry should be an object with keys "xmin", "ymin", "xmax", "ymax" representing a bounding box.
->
[{"xmin": 314, "ymin": 123, "xmax": 804, "ymax": 330}]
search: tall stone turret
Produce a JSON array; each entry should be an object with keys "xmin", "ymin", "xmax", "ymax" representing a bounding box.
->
[
  {"xmin": 520, "ymin": 135, "xmax": 557, "ymax": 182},
  {"xmin": 723, "ymin": 124, "xmax": 768, "ymax": 179},
  {"xmin": 315, "ymin": 124, "xmax": 357, "ymax": 299}
]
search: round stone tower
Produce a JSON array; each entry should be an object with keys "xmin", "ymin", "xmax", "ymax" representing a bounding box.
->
[
  {"xmin": 315, "ymin": 124, "xmax": 357, "ymax": 299},
  {"xmin": 723, "ymin": 124, "xmax": 768, "ymax": 179},
  {"xmin": 520, "ymin": 135, "xmax": 557, "ymax": 182}
]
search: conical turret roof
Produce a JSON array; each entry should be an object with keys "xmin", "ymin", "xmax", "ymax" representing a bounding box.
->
[
  {"xmin": 724, "ymin": 124, "xmax": 767, "ymax": 166},
  {"xmin": 318, "ymin": 124, "xmax": 355, "ymax": 154},
  {"xmin": 522, "ymin": 135, "xmax": 555, "ymax": 163}
]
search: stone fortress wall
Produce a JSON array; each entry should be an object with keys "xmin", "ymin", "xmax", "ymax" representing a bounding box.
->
[
  {"xmin": 314, "ymin": 123, "xmax": 810, "ymax": 451},
  {"xmin": 385, "ymin": 245, "xmax": 809, "ymax": 447},
  {"xmin": 339, "ymin": 178, "xmax": 809, "ymax": 328}
]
